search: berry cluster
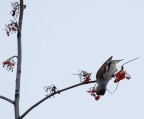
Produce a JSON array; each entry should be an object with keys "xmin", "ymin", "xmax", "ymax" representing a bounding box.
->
[
  {"xmin": 3, "ymin": 58, "xmax": 16, "ymax": 72},
  {"xmin": 82, "ymin": 72, "xmax": 91, "ymax": 83},
  {"xmin": 87, "ymin": 88, "xmax": 101, "ymax": 101},
  {"xmin": 4, "ymin": 2, "xmax": 20, "ymax": 36},
  {"xmin": 5, "ymin": 20, "xmax": 18, "ymax": 36},
  {"xmin": 114, "ymin": 70, "xmax": 131, "ymax": 83},
  {"xmin": 73, "ymin": 70, "xmax": 91, "ymax": 83}
]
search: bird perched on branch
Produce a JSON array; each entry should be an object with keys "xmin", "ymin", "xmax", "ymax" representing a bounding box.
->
[{"xmin": 96, "ymin": 56, "xmax": 123, "ymax": 95}]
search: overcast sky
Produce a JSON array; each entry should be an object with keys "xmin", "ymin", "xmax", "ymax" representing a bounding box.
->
[{"xmin": 0, "ymin": 0, "xmax": 144, "ymax": 119}]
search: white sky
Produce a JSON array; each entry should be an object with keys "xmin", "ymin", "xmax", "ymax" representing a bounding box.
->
[{"xmin": 0, "ymin": 0, "xmax": 144, "ymax": 119}]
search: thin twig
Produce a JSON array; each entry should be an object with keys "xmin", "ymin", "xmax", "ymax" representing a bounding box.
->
[
  {"xmin": 122, "ymin": 57, "xmax": 140, "ymax": 67},
  {"xmin": 9, "ymin": 55, "xmax": 18, "ymax": 59},
  {"xmin": 0, "ymin": 95, "xmax": 14, "ymax": 104},
  {"xmin": 113, "ymin": 82, "xmax": 119, "ymax": 93},
  {"xmin": 20, "ymin": 80, "xmax": 97, "ymax": 119}
]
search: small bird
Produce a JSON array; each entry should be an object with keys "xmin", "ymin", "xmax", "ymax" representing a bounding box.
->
[{"xmin": 95, "ymin": 56, "xmax": 123, "ymax": 95}]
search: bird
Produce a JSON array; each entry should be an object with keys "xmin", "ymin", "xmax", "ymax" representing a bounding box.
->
[{"xmin": 95, "ymin": 56, "xmax": 123, "ymax": 95}]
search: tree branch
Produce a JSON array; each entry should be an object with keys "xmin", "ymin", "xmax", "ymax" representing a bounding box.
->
[
  {"xmin": 14, "ymin": 0, "xmax": 24, "ymax": 119},
  {"xmin": 0, "ymin": 95, "xmax": 14, "ymax": 104},
  {"xmin": 20, "ymin": 80, "xmax": 97, "ymax": 119}
]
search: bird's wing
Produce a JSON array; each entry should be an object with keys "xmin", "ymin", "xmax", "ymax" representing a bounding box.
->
[
  {"xmin": 103, "ymin": 59, "xmax": 124, "ymax": 80},
  {"xmin": 96, "ymin": 56, "xmax": 113, "ymax": 80}
]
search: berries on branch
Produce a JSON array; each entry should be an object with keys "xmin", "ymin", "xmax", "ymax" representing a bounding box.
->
[
  {"xmin": 3, "ymin": 56, "xmax": 17, "ymax": 72},
  {"xmin": 72, "ymin": 70, "xmax": 91, "ymax": 83},
  {"xmin": 4, "ymin": 19, "xmax": 18, "ymax": 36},
  {"xmin": 113, "ymin": 68, "xmax": 131, "ymax": 83},
  {"xmin": 73, "ymin": 70, "xmax": 100, "ymax": 100},
  {"xmin": 87, "ymin": 86, "xmax": 101, "ymax": 101}
]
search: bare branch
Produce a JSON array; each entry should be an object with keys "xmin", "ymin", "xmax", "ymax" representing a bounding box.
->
[
  {"xmin": 14, "ymin": 0, "xmax": 24, "ymax": 118},
  {"xmin": 0, "ymin": 95, "xmax": 14, "ymax": 104},
  {"xmin": 20, "ymin": 80, "xmax": 97, "ymax": 119}
]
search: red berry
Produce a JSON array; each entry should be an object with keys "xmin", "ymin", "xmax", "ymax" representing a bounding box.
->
[{"xmin": 95, "ymin": 96, "xmax": 100, "ymax": 101}]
